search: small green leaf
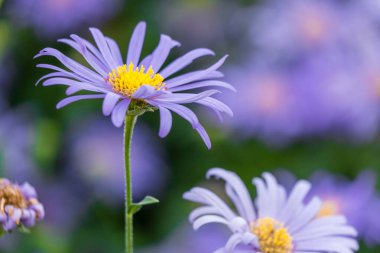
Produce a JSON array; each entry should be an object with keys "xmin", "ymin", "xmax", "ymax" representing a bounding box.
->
[
  {"xmin": 136, "ymin": 196, "xmax": 160, "ymax": 206},
  {"xmin": 128, "ymin": 196, "xmax": 160, "ymax": 214},
  {"xmin": 128, "ymin": 205, "xmax": 142, "ymax": 214}
]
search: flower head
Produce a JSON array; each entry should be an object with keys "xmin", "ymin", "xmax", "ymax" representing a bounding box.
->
[
  {"xmin": 184, "ymin": 168, "xmax": 358, "ymax": 253},
  {"xmin": 35, "ymin": 22, "xmax": 234, "ymax": 149},
  {"xmin": 0, "ymin": 179, "xmax": 44, "ymax": 232},
  {"xmin": 308, "ymin": 170, "xmax": 380, "ymax": 245}
]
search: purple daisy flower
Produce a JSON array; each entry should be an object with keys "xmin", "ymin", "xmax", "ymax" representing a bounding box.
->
[
  {"xmin": 0, "ymin": 178, "xmax": 44, "ymax": 232},
  {"xmin": 308, "ymin": 170, "xmax": 380, "ymax": 245},
  {"xmin": 184, "ymin": 168, "xmax": 358, "ymax": 253},
  {"xmin": 67, "ymin": 118, "xmax": 167, "ymax": 204},
  {"xmin": 35, "ymin": 22, "xmax": 234, "ymax": 149},
  {"xmin": 8, "ymin": 0, "xmax": 121, "ymax": 38}
]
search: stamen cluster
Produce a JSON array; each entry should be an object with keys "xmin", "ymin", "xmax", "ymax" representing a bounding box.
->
[
  {"xmin": 108, "ymin": 63, "xmax": 165, "ymax": 97},
  {"xmin": 0, "ymin": 179, "xmax": 44, "ymax": 232}
]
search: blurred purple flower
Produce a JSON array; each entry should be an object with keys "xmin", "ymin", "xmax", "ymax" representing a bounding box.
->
[
  {"xmin": 184, "ymin": 168, "xmax": 358, "ymax": 253},
  {"xmin": 7, "ymin": 0, "xmax": 121, "ymax": 38},
  {"xmin": 66, "ymin": 118, "xmax": 167, "ymax": 204},
  {"xmin": 0, "ymin": 178, "xmax": 44, "ymax": 232},
  {"xmin": 308, "ymin": 170, "xmax": 380, "ymax": 246},
  {"xmin": 35, "ymin": 21, "xmax": 234, "ymax": 149},
  {"xmin": 216, "ymin": 0, "xmax": 380, "ymax": 144},
  {"xmin": 250, "ymin": 0, "xmax": 344, "ymax": 59},
  {"xmin": 139, "ymin": 223, "xmax": 231, "ymax": 253},
  {"xmin": 221, "ymin": 65, "xmax": 302, "ymax": 144}
]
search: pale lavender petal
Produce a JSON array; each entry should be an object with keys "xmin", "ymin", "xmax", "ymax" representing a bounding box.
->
[
  {"xmin": 159, "ymin": 48, "xmax": 215, "ymax": 78},
  {"xmin": 111, "ymin": 99, "xmax": 131, "ymax": 127},
  {"xmin": 287, "ymin": 197, "xmax": 322, "ymax": 234},
  {"xmin": 169, "ymin": 80, "xmax": 236, "ymax": 92},
  {"xmin": 139, "ymin": 54, "xmax": 152, "ymax": 68},
  {"xmin": 207, "ymin": 168, "xmax": 256, "ymax": 221},
  {"xmin": 106, "ymin": 37, "xmax": 123, "ymax": 66},
  {"xmin": 165, "ymin": 55, "xmax": 228, "ymax": 88},
  {"xmin": 189, "ymin": 206, "xmax": 220, "ymax": 222},
  {"xmin": 157, "ymin": 102, "xmax": 199, "ymax": 128},
  {"xmin": 127, "ymin": 21, "xmax": 146, "ymax": 65},
  {"xmin": 56, "ymin": 94, "xmax": 105, "ymax": 109},
  {"xmin": 154, "ymin": 90, "xmax": 220, "ymax": 104},
  {"xmin": 89, "ymin": 28, "xmax": 118, "ymax": 70},
  {"xmin": 35, "ymin": 48, "xmax": 104, "ymax": 82},
  {"xmin": 195, "ymin": 124, "xmax": 211, "ymax": 149},
  {"xmin": 149, "ymin": 35, "xmax": 180, "ymax": 72},
  {"xmin": 59, "ymin": 36, "xmax": 109, "ymax": 75},
  {"xmin": 158, "ymin": 107, "xmax": 172, "ymax": 138},
  {"xmin": 102, "ymin": 92, "xmax": 121, "ymax": 116},
  {"xmin": 192, "ymin": 215, "xmax": 230, "ymax": 230}
]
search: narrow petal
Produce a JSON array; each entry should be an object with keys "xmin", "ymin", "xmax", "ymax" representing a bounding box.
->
[
  {"xmin": 208, "ymin": 168, "xmax": 256, "ymax": 221},
  {"xmin": 106, "ymin": 37, "xmax": 123, "ymax": 66},
  {"xmin": 165, "ymin": 55, "xmax": 228, "ymax": 88},
  {"xmin": 89, "ymin": 28, "xmax": 118, "ymax": 70},
  {"xmin": 195, "ymin": 124, "xmax": 211, "ymax": 149},
  {"xmin": 56, "ymin": 94, "xmax": 105, "ymax": 109},
  {"xmin": 149, "ymin": 34, "xmax": 180, "ymax": 72},
  {"xmin": 158, "ymin": 107, "xmax": 172, "ymax": 137},
  {"xmin": 102, "ymin": 93, "xmax": 121, "ymax": 116},
  {"xmin": 35, "ymin": 48, "xmax": 104, "ymax": 82},
  {"xmin": 111, "ymin": 99, "xmax": 131, "ymax": 127},
  {"xmin": 159, "ymin": 48, "xmax": 215, "ymax": 78},
  {"xmin": 127, "ymin": 22, "xmax": 146, "ymax": 65},
  {"xmin": 169, "ymin": 80, "xmax": 236, "ymax": 92}
]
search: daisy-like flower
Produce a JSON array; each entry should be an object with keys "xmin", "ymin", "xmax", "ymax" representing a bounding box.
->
[
  {"xmin": 184, "ymin": 168, "xmax": 358, "ymax": 253},
  {"xmin": 35, "ymin": 22, "xmax": 234, "ymax": 149},
  {"xmin": 0, "ymin": 179, "xmax": 44, "ymax": 232},
  {"xmin": 308, "ymin": 170, "xmax": 380, "ymax": 245}
]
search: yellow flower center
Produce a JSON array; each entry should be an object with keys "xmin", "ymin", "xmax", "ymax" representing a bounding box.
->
[
  {"xmin": 251, "ymin": 217, "xmax": 293, "ymax": 253},
  {"xmin": 108, "ymin": 63, "xmax": 165, "ymax": 97},
  {"xmin": 317, "ymin": 200, "xmax": 340, "ymax": 217}
]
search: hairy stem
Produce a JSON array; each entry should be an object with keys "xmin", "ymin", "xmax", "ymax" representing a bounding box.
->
[{"xmin": 124, "ymin": 114, "xmax": 138, "ymax": 253}]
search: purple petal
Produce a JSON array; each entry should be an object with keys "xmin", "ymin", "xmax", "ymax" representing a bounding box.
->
[
  {"xmin": 149, "ymin": 35, "xmax": 180, "ymax": 72},
  {"xmin": 60, "ymin": 36, "xmax": 109, "ymax": 75},
  {"xmin": 169, "ymin": 80, "xmax": 236, "ymax": 92},
  {"xmin": 56, "ymin": 94, "xmax": 105, "ymax": 109},
  {"xmin": 35, "ymin": 48, "xmax": 104, "ymax": 82},
  {"xmin": 111, "ymin": 99, "xmax": 131, "ymax": 127},
  {"xmin": 158, "ymin": 107, "xmax": 173, "ymax": 137},
  {"xmin": 127, "ymin": 22, "xmax": 146, "ymax": 65},
  {"xmin": 106, "ymin": 37, "xmax": 123, "ymax": 67},
  {"xmin": 89, "ymin": 28, "xmax": 118, "ymax": 70},
  {"xmin": 20, "ymin": 182, "xmax": 37, "ymax": 199},
  {"xmin": 159, "ymin": 48, "xmax": 214, "ymax": 78},
  {"xmin": 154, "ymin": 90, "xmax": 220, "ymax": 104},
  {"xmin": 195, "ymin": 124, "xmax": 211, "ymax": 149},
  {"xmin": 102, "ymin": 92, "xmax": 121, "ymax": 116}
]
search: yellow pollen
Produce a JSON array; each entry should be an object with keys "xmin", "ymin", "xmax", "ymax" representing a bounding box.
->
[
  {"xmin": 317, "ymin": 200, "xmax": 340, "ymax": 217},
  {"xmin": 250, "ymin": 217, "xmax": 293, "ymax": 253},
  {"xmin": 108, "ymin": 63, "xmax": 165, "ymax": 97}
]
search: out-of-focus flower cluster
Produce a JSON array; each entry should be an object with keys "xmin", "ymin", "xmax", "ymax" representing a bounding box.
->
[
  {"xmin": 219, "ymin": 0, "xmax": 380, "ymax": 145},
  {"xmin": 0, "ymin": 179, "xmax": 44, "ymax": 232},
  {"xmin": 7, "ymin": 0, "xmax": 122, "ymax": 38}
]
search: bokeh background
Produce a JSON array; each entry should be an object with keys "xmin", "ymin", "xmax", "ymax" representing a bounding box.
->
[{"xmin": 0, "ymin": 0, "xmax": 380, "ymax": 252}]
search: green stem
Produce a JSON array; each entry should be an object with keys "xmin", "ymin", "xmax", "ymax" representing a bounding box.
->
[{"xmin": 124, "ymin": 114, "xmax": 138, "ymax": 253}]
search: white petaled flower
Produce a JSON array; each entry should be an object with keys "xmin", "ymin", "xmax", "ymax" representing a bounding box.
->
[{"xmin": 183, "ymin": 168, "xmax": 358, "ymax": 253}]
